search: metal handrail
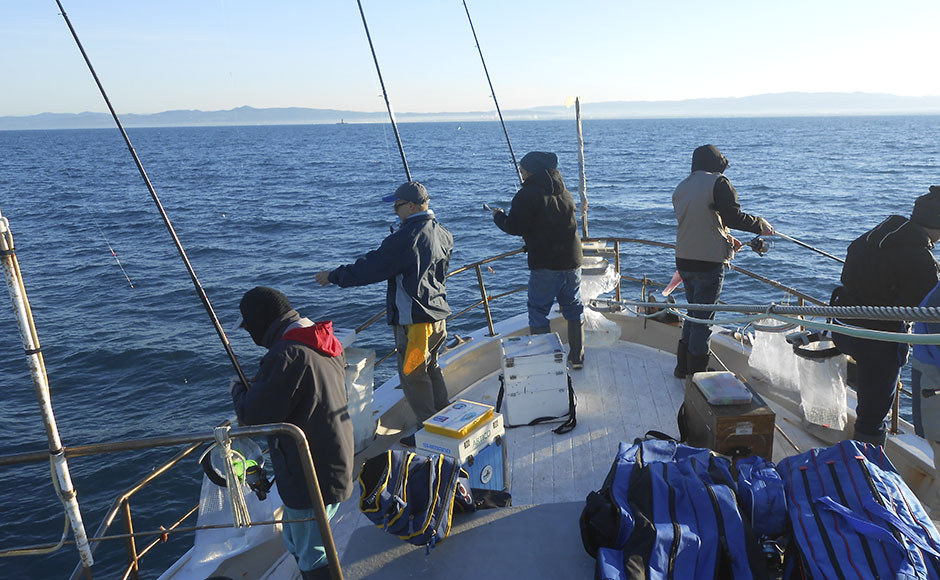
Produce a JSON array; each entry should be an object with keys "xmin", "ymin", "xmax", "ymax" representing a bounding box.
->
[{"xmin": 0, "ymin": 424, "xmax": 344, "ymax": 580}]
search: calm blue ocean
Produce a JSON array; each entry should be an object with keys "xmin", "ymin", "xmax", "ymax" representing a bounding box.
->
[{"xmin": 1, "ymin": 116, "xmax": 938, "ymax": 577}]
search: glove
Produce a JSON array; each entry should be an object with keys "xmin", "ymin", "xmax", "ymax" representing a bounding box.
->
[{"xmin": 229, "ymin": 376, "xmax": 249, "ymax": 396}]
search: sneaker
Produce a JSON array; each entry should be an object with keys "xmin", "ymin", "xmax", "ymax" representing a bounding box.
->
[
  {"xmin": 399, "ymin": 433, "xmax": 416, "ymax": 447},
  {"xmin": 571, "ymin": 360, "xmax": 584, "ymax": 370}
]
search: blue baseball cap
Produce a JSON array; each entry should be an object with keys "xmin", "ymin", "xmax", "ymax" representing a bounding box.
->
[{"xmin": 382, "ymin": 181, "xmax": 429, "ymax": 203}]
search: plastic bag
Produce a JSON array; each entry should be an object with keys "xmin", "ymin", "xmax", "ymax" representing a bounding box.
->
[
  {"xmin": 748, "ymin": 320, "xmax": 847, "ymax": 430},
  {"xmin": 584, "ymin": 308, "xmax": 620, "ymax": 347}
]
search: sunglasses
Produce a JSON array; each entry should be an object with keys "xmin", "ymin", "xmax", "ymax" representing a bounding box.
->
[{"xmin": 393, "ymin": 200, "xmax": 409, "ymax": 210}]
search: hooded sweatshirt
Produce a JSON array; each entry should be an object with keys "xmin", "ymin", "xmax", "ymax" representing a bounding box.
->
[
  {"xmin": 833, "ymin": 215, "xmax": 939, "ymax": 332},
  {"xmin": 674, "ymin": 145, "xmax": 766, "ymax": 270},
  {"xmin": 494, "ymin": 168, "xmax": 582, "ymax": 270},
  {"xmin": 231, "ymin": 311, "xmax": 354, "ymax": 508}
]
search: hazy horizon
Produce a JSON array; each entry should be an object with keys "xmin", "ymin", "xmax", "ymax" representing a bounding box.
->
[{"xmin": 5, "ymin": 2, "xmax": 940, "ymax": 118}]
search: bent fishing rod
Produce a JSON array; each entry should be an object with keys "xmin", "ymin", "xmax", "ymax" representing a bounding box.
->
[
  {"xmin": 54, "ymin": 0, "xmax": 251, "ymax": 389},
  {"xmin": 462, "ymin": 0, "xmax": 522, "ymax": 187},
  {"xmin": 356, "ymin": 0, "xmax": 412, "ymax": 182}
]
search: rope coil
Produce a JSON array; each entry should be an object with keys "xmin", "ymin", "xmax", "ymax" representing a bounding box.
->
[{"xmin": 213, "ymin": 426, "xmax": 251, "ymax": 528}]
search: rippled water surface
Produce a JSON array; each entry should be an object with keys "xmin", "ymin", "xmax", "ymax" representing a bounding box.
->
[{"xmin": 1, "ymin": 115, "xmax": 938, "ymax": 577}]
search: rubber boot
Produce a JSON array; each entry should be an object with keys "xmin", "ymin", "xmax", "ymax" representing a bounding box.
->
[
  {"xmin": 529, "ymin": 326, "xmax": 551, "ymax": 335},
  {"xmin": 674, "ymin": 340, "xmax": 688, "ymax": 378},
  {"xmin": 687, "ymin": 352, "xmax": 711, "ymax": 376},
  {"xmin": 851, "ymin": 426, "xmax": 886, "ymax": 447},
  {"xmin": 568, "ymin": 318, "xmax": 585, "ymax": 370}
]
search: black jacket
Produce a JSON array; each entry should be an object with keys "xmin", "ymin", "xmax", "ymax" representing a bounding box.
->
[
  {"xmin": 494, "ymin": 168, "xmax": 582, "ymax": 270},
  {"xmin": 232, "ymin": 311, "xmax": 355, "ymax": 508},
  {"xmin": 833, "ymin": 215, "xmax": 939, "ymax": 332}
]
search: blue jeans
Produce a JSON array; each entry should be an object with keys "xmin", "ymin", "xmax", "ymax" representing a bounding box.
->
[
  {"xmin": 282, "ymin": 502, "xmax": 340, "ymax": 572},
  {"xmin": 527, "ymin": 268, "xmax": 584, "ymax": 331},
  {"xmin": 677, "ymin": 265, "xmax": 725, "ymax": 357},
  {"xmin": 832, "ymin": 331, "xmax": 909, "ymax": 444}
]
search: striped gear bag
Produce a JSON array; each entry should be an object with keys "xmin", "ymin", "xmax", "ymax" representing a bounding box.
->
[
  {"xmin": 358, "ymin": 450, "xmax": 472, "ymax": 550},
  {"xmin": 776, "ymin": 439, "xmax": 940, "ymax": 579},
  {"xmin": 580, "ymin": 438, "xmax": 767, "ymax": 579}
]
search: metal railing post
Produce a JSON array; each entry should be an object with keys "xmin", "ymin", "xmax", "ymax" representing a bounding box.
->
[
  {"xmin": 614, "ymin": 241, "xmax": 621, "ymax": 302},
  {"xmin": 121, "ymin": 501, "xmax": 139, "ymax": 580},
  {"xmin": 475, "ymin": 264, "xmax": 496, "ymax": 336},
  {"xmin": 891, "ymin": 377, "xmax": 902, "ymax": 435}
]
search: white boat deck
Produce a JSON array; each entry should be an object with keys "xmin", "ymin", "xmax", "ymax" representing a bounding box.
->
[{"xmin": 321, "ymin": 341, "xmax": 756, "ymax": 579}]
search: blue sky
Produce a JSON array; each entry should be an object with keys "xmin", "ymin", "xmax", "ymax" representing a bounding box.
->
[{"xmin": 3, "ymin": 0, "xmax": 939, "ymax": 117}]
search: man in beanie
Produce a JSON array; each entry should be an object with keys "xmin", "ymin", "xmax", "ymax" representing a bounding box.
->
[
  {"xmin": 831, "ymin": 186, "xmax": 940, "ymax": 446},
  {"xmin": 231, "ymin": 286, "xmax": 354, "ymax": 579},
  {"xmin": 672, "ymin": 144, "xmax": 774, "ymax": 378},
  {"xmin": 316, "ymin": 181, "xmax": 453, "ymax": 447},
  {"xmin": 491, "ymin": 151, "xmax": 585, "ymax": 368}
]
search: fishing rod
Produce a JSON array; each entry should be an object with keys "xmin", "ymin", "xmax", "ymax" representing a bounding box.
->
[
  {"xmin": 356, "ymin": 0, "xmax": 412, "ymax": 182},
  {"xmin": 54, "ymin": 0, "xmax": 251, "ymax": 390},
  {"xmin": 462, "ymin": 0, "xmax": 522, "ymax": 187},
  {"xmin": 775, "ymin": 232, "xmax": 845, "ymax": 264}
]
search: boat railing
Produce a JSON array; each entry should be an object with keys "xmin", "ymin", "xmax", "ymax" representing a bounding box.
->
[
  {"xmin": 354, "ymin": 238, "xmax": 826, "ymax": 373},
  {"xmin": 0, "ymin": 424, "xmax": 345, "ymax": 580}
]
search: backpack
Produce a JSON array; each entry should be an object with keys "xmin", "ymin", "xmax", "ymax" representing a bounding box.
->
[
  {"xmin": 580, "ymin": 437, "xmax": 768, "ymax": 580},
  {"xmin": 776, "ymin": 439, "xmax": 940, "ymax": 579},
  {"xmin": 358, "ymin": 450, "xmax": 473, "ymax": 550}
]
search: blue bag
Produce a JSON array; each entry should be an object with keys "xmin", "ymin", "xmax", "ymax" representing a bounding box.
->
[
  {"xmin": 776, "ymin": 439, "xmax": 940, "ymax": 579},
  {"xmin": 580, "ymin": 438, "xmax": 767, "ymax": 579},
  {"xmin": 358, "ymin": 450, "xmax": 472, "ymax": 549},
  {"xmin": 736, "ymin": 454, "xmax": 788, "ymax": 538}
]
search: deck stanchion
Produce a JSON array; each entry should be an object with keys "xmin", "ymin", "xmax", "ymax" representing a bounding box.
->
[
  {"xmin": 121, "ymin": 501, "xmax": 140, "ymax": 580},
  {"xmin": 614, "ymin": 241, "xmax": 621, "ymax": 302},
  {"xmin": 891, "ymin": 377, "xmax": 902, "ymax": 435},
  {"xmin": 475, "ymin": 264, "xmax": 496, "ymax": 336}
]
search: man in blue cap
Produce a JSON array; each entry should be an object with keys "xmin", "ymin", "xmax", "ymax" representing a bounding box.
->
[
  {"xmin": 491, "ymin": 151, "xmax": 585, "ymax": 368},
  {"xmin": 316, "ymin": 181, "xmax": 453, "ymax": 446}
]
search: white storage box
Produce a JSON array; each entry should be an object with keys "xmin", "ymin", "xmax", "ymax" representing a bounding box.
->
[
  {"xmin": 415, "ymin": 412, "xmax": 505, "ymax": 465},
  {"xmin": 499, "ymin": 333, "xmax": 569, "ymax": 426}
]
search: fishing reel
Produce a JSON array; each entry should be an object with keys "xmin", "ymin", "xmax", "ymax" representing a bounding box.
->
[
  {"xmin": 748, "ymin": 236, "xmax": 771, "ymax": 256},
  {"xmin": 244, "ymin": 464, "xmax": 273, "ymax": 501},
  {"xmin": 198, "ymin": 437, "xmax": 274, "ymax": 501}
]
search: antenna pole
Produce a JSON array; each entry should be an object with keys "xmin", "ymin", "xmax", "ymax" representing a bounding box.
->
[
  {"xmin": 356, "ymin": 0, "xmax": 412, "ymax": 182},
  {"xmin": 462, "ymin": 0, "xmax": 522, "ymax": 187},
  {"xmin": 54, "ymin": 0, "xmax": 251, "ymax": 389}
]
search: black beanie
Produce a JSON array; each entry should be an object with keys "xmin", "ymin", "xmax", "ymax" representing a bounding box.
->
[
  {"xmin": 239, "ymin": 286, "xmax": 292, "ymax": 346},
  {"xmin": 911, "ymin": 186, "xmax": 940, "ymax": 230},
  {"xmin": 519, "ymin": 151, "xmax": 558, "ymax": 173}
]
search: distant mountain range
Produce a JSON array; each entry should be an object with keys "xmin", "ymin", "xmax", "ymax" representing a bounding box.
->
[{"xmin": 3, "ymin": 92, "xmax": 940, "ymax": 130}]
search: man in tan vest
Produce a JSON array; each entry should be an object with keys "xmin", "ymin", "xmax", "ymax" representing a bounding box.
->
[{"xmin": 672, "ymin": 144, "xmax": 774, "ymax": 377}]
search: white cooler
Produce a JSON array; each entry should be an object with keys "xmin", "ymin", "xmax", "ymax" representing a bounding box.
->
[
  {"xmin": 415, "ymin": 401, "xmax": 508, "ymax": 490},
  {"xmin": 499, "ymin": 333, "xmax": 569, "ymax": 426}
]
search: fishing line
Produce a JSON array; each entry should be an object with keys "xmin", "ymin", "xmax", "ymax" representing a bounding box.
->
[
  {"xmin": 356, "ymin": 0, "xmax": 412, "ymax": 182},
  {"xmin": 72, "ymin": 183, "xmax": 135, "ymax": 289},
  {"xmin": 462, "ymin": 0, "xmax": 522, "ymax": 187},
  {"xmin": 775, "ymin": 231, "xmax": 845, "ymax": 264},
  {"xmin": 54, "ymin": 0, "xmax": 251, "ymax": 389}
]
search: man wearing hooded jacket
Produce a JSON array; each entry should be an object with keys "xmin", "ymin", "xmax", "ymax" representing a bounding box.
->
[
  {"xmin": 832, "ymin": 186, "xmax": 940, "ymax": 446},
  {"xmin": 231, "ymin": 286, "xmax": 354, "ymax": 580},
  {"xmin": 316, "ymin": 181, "xmax": 453, "ymax": 446},
  {"xmin": 672, "ymin": 144, "xmax": 774, "ymax": 378},
  {"xmin": 492, "ymin": 151, "xmax": 584, "ymax": 368}
]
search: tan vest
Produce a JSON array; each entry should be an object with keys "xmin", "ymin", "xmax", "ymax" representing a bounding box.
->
[{"xmin": 673, "ymin": 171, "xmax": 732, "ymax": 263}]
